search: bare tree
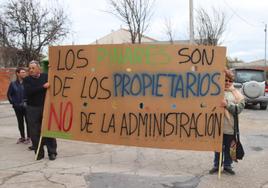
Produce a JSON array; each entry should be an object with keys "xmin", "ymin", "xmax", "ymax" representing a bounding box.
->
[
  {"xmin": 0, "ymin": 0, "xmax": 70, "ymax": 66},
  {"xmin": 163, "ymin": 18, "xmax": 175, "ymax": 44},
  {"xmin": 107, "ymin": 0, "xmax": 154, "ymax": 44},
  {"xmin": 195, "ymin": 7, "xmax": 226, "ymax": 46}
]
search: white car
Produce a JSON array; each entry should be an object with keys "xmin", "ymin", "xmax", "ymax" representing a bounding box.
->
[{"xmin": 232, "ymin": 68, "xmax": 268, "ymax": 110}]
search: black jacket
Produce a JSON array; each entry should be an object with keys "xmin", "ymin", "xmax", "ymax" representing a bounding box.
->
[
  {"xmin": 7, "ymin": 80, "xmax": 25, "ymax": 108},
  {"xmin": 23, "ymin": 73, "xmax": 48, "ymax": 107}
]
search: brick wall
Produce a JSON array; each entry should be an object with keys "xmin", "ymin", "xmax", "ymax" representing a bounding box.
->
[{"xmin": 0, "ymin": 68, "xmax": 16, "ymax": 101}]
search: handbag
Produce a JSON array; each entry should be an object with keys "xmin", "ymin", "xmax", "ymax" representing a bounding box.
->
[{"xmin": 230, "ymin": 106, "xmax": 245, "ymax": 162}]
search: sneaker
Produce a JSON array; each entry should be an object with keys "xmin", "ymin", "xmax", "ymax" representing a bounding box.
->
[
  {"xmin": 209, "ymin": 167, "xmax": 219, "ymax": 174},
  {"xmin": 28, "ymin": 146, "xmax": 35, "ymax": 151},
  {"xmin": 23, "ymin": 137, "xmax": 31, "ymax": 144},
  {"xmin": 16, "ymin": 138, "xmax": 25, "ymax": 144},
  {"xmin": 224, "ymin": 167, "xmax": 235, "ymax": 175}
]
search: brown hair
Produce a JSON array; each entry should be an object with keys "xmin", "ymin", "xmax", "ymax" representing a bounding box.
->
[
  {"xmin": 225, "ymin": 69, "xmax": 234, "ymax": 81},
  {"xmin": 15, "ymin": 67, "xmax": 26, "ymax": 74}
]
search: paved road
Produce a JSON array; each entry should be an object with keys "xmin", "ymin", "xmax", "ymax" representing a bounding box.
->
[{"xmin": 0, "ymin": 102, "xmax": 268, "ymax": 188}]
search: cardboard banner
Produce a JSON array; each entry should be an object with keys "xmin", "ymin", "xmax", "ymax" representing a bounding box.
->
[{"xmin": 42, "ymin": 44, "xmax": 226, "ymax": 152}]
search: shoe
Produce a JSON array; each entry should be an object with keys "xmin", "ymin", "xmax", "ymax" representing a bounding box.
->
[
  {"xmin": 224, "ymin": 167, "xmax": 235, "ymax": 175},
  {"xmin": 209, "ymin": 167, "xmax": 219, "ymax": 174},
  {"xmin": 28, "ymin": 146, "xmax": 35, "ymax": 151},
  {"xmin": 16, "ymin": 138, "xmax": 25, "ymax": 144},
  {"xmin": 36, "ymin": 154, "xmax": 44, "ymax": 160},
  {"xmin": 49, "ymin": 154, "xmax": 56, "ymax": 161},
  {"xmin": 23, "ymin": 137, "xmax": 31, "ymax": 144}
]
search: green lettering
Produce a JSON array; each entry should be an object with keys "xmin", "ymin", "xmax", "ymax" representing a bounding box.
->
[
  {"xmin": 97, "ymin": 47, "xmax": 108, "ymax": 64},
  {"xmin": 133, "ymin": 47, "xmax": 145, "ymax": 64},
  {"xmin": 111, "ymin": 47, "xmax": 123, "ymax": 64},
  {"xmin": 97, "ymin": 45, "xmax": 171, "ymax": 66},
  {"xmin": 123, "ymin": 48, "xmax": 133, "ymax": 64}
]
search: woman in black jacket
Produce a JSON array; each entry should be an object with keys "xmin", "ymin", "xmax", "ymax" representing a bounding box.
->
[{"xmin": 7, "ymin": 67, "xmax": 30, "ymax": 144}]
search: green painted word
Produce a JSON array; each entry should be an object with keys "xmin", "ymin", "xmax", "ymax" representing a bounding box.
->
[{"xmin": 97, "ymin": 46, "xmax": 171, "ymax": 65}]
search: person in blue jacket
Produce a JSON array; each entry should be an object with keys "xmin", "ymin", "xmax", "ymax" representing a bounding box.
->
[{"xmin": 7, "ymin": 67, "xmax": 30, "ymax": 144}]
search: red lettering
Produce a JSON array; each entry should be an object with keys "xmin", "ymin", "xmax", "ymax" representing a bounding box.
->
[
  {"xmin": 48, "ymin": 101, "xmax": 73, "ymax": 132},
  {"xmin": 62, "ymin": 102, "xmax": 73, "ymax": 131}
]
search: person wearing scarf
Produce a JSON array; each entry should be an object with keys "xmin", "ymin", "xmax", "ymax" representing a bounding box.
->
[{"xmin": 209, "ymin": 69, "xmax": 245, "ymax": 175}]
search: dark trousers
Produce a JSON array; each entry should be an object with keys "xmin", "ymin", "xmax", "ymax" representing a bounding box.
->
[
  {"xmin": 26, "ymin": 105, "xmax": 57, "ymax": 157},
  {"xmin": 14, "ymin": 106, "xmax": 29, "ymax": 138},
  {"xmin": 213, "ymin": 134, "xmax": 234, "ymax": 168}
]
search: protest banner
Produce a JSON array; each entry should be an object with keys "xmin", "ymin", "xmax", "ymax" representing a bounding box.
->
[{"xmin": 42, "ymin": 44, "xmax": 226, "ymax": 152}]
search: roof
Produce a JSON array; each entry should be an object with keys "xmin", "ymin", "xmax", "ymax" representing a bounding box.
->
[
  {"xmin": 230, "ymin": 59, "xmax": 266, "ymax": 67},
  {"xmin": 92, "ymin": 28, "xmax": 158, "ymax": 44},
  {"xmin": 230, "ymin": 59, "xmax": 268, "ymax": 71}
]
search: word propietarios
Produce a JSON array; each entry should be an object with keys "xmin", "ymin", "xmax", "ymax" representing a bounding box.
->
[
  {"xmin": 43, "ymin": 44, "xmax": 226, "ymax": 152},
  {"xmin": 113, "ymin": 72, "xmax": 221, "ymax": 98}
]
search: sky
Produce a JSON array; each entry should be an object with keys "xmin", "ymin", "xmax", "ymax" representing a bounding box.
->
[{"xmin": 3, "ymin": 0, "xmax": 268, "ymax": 63}]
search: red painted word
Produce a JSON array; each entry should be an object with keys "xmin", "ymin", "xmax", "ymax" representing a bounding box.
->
[{"xmin": 48, "ymin": 101, "xmax": 73, "ymax": 132}]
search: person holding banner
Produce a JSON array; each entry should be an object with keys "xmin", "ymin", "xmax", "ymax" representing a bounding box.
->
[
  {"xmin": 24, "ymin": 60, "xmax": 57, "ymax": 160},
  {"xmin": 209, "ymin": 69, "xmax": 245, "ymax": 175}
]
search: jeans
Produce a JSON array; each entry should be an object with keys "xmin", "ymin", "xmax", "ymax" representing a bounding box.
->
[
  {"xmin": 213, "ymin": 134, "xmax": 234, "ymax": 168},
  {"xmin": 14, "ymin": 106, "xmax": 29, "ymax": 138}
]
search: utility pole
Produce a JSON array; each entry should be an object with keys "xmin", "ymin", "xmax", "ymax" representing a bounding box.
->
[
  {"xmin": 189, "ymin": 0, "xmax": 194, "ymax": 44},
  {"xmin": 265, "ymin": 24, "xmax": 267, "ymax": 79}
]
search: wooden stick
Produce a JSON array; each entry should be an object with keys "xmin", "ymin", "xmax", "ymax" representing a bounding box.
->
[
  {"xmin": 218, "ymin": 152, "xmax": 222, "ymax": 179},
  {"xmin": 35, "ymin": 136, "xmax": 43, "ymax": 160}
]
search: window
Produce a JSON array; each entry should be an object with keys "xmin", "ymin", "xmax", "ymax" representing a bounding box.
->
[{"xmin": 235, "ymin": 70, "xmax": 265, "ymax": 83}]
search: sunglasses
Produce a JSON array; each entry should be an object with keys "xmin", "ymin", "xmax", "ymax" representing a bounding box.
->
[{"xmin": 225, "ymin": 79, "xmax": 233, "ymax": 83}]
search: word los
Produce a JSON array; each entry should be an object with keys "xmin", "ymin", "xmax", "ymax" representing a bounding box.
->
[
  {"xmin": 80, "ymin": 112, "xmax": 221, "ymax": 138},
  {"xmin": 56, "ymin": 49, "xmax": 88, "ymax": 71},
  {"xmin": 113, "ymin": 72, "xmax": 221, "ymax": 98},
  {"xmin": 80, "ymin": 76, "xmax": 111, "ymax": 100}
]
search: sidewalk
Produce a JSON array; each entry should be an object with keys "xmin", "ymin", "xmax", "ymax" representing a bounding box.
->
[{"xmin": 0, "ymin": 102, "xmax": 268, "ymax": 188}]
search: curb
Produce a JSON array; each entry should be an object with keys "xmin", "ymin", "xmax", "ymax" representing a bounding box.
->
[{"xmin": 0, "ymin": 100, "xmax": 9, "ymax": 105}]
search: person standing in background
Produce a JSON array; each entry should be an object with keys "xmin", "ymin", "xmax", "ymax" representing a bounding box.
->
[
  {"xmin": 23, "ymin": 60, "xmax": 57, "ymax": 160},
  {"xmin": 7, "ymin": 67, "xmax": 30, "ymax": 144}
]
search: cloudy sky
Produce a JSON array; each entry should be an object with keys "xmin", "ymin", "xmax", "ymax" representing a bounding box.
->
[
  {"xmin": 56, "ymin": 0, "xmax": 268, "ymax": 63},
  {"xmin": 3, "ymin": 0, "xmax": 268, "ymax": 62}
]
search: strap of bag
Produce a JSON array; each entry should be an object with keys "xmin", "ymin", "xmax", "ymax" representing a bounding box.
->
[{"xmin": 234, "ymin": 105, "xmax": 240, "ymax": 142}]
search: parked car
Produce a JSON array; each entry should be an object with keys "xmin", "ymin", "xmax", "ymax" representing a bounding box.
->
[{"xmin": 232, "ymin": 68, "xmax": 268, "ymax": 110}]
